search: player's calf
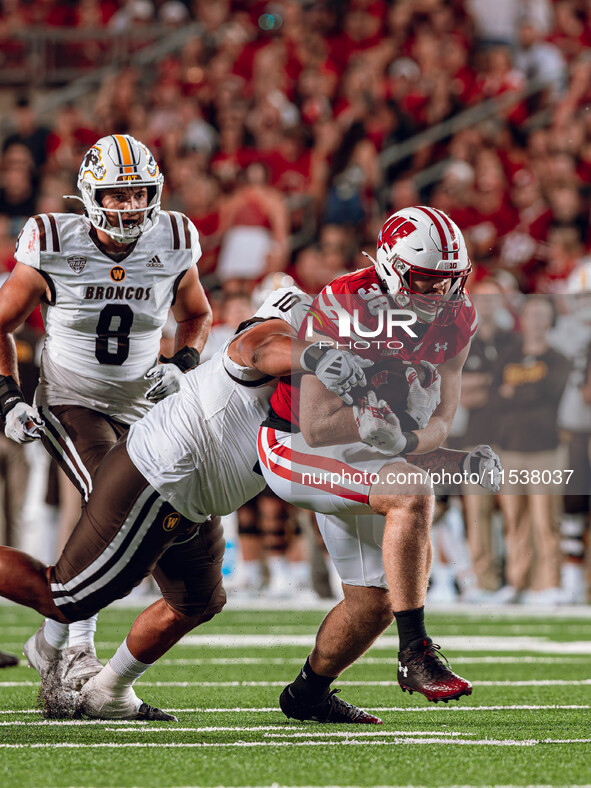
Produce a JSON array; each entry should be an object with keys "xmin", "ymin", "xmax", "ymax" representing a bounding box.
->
[{"xmin": 0, "ymin": 547, "xmax": 69, "ymax": 622}]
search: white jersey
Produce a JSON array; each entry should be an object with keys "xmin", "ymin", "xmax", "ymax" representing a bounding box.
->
[
  {"xmin": 16, "ymin": 211, "xmax": 201, "ymax": 423},
  {"xmin": 127, "ymin": 287, "xmax": 311, "ymax": 520}
]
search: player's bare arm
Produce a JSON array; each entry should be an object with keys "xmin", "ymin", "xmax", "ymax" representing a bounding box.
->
[
  {"xmin": 407, "ymin": 443, "xmax": 502, "ymax": 492},
  {"xmin": 145, "ymin": 264, "xmax": 212, "ymax": 402},
  {"xmin": 300, "ymin": 373, "xmax": 359, "ymax": 447},
  {"xmin": 411, "ymin": 341, "xmax": 470, "ymax": 454},
  {"xmin": 299, "ymin": 341, "xmax": 469, "ymax": 452},
  {"xmin": 170, "ymin": 265, "xmax": 213, "ymax": 354},
  {"xmin": 228, "ymin": 318, "xmax": 296, "ymax": 377},
  {"xmin": 0, "ymin": 262, "xmax": 48, "ymax": 379},
  {"xmin": 0, "ymin": 264, "xmax": 48, "ymax": 442},
  {"xmin": 229, "ymin": 319, "xmax": 371, "ymax": 394}
]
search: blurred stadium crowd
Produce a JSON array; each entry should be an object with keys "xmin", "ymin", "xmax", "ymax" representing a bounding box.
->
[{"xmin": 1, "ymin": 0, "xmax": 591, "ymax": 607}]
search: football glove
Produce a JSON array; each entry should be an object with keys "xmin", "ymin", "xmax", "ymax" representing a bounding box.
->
[
  {"xmin": 145, "ymin": 346, "xmax": 201, "ymax": 402},
  {"xmin": 145, "ymin": 364, "xmax": 184, "ymax": 402},
  {"xmin": 462, "ymin": 444, "xmax": 503, "ymax": 493},
  {"xmin": 405, "ymin": 361, "xmax": 441, "ymax": 430},
  {"xmin": 4, "ymin": 402, "xmax": 44, "ymax": 444},
  {"xmin": 301, "ymin": 343, "xmax": 373, "ymax": 405},
  {"xmin": 353, "ymin": 390, "xmax": 407, "ymax": 455}
]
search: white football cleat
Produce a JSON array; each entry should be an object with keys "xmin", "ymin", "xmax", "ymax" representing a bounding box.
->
[
  {"xmin": 60, "ymin": 644, "xmax": 104, "ymax": 691},
  {"xmin": 23, "ymin": 623, "xmax": 60, "ymax": 679},
  {"xmin": 78, "ymin": 674, "xmax": 177, "ymax": 721}
]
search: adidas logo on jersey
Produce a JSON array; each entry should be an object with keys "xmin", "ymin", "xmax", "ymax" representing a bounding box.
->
[{"xmin": 147, "ymin": 255, "xmax": 164, "ymax": 268}]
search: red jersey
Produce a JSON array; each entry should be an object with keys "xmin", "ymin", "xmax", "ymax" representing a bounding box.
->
[{"xmin": 270, "ymin": 267, "xmax": 478, "ymax": 427}]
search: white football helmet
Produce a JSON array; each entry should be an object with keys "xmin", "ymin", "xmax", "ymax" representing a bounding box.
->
[
  {"xmin": 367, "ymin": 206, "xmax": 471, "ymax": 325},
  {"xmin": 76, "ymin": 134, "xmax": 164, "ymax": 244}
]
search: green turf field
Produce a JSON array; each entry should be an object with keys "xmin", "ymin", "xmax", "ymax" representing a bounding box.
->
[{"xmin": 0, "ymin": 602, "xmax": 590, "ymax": 788}]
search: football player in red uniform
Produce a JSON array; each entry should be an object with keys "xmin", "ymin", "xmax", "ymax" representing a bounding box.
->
[{"xmin": 258, "ymin": 206, "xmax": 489, "ymax": 722}]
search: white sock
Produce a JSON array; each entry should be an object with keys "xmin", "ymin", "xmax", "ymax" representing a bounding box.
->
[
  {"xmin": 43, "ymin": 619, "xmax": 69, "ymax": 649},
  {"xmin": 107, "ymin": 640, "xmax": 154, "ymax": 689},
  {"xmin": 68, "ymin": 615, "xmax": 98, "ymax": 648}
]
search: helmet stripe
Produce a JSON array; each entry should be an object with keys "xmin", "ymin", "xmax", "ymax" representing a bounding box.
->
[
  {"xmin": 113, "ymin": 134, "xmax": 137, "ymax": 175},
  {"xmin": 415, "ymin": 205, "xmax": 458, "ymax": 260}
]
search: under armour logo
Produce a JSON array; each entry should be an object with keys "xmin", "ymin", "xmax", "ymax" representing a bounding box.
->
[
  {"xmin": 398, "ymin": 661, "xmax": 408, "ymax": 677},
  {"xmin": 434, "ymin": 342, "xmax": 448, "ymax": 352},
  {"xmin": 147, "ymin": 255, "xmax": 164, "ymax": 268}
]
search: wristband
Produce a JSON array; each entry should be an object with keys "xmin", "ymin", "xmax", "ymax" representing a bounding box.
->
[
  {"xmin": 402, "ymin": 431, "xmax": 419, "ymax": 454},
  {"xmin": 159, "ymin": 346, "xmax": 200, "ymax": 372},
  {"xmin": 300, "ymin": 342, "xmax": 329, "ymax": 372},
  {"xmin": 0, "ymin": 375, "xmax": 25, "ymax": 419}
]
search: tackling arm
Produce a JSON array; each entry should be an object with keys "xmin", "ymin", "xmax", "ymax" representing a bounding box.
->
[{"xmin": 229, "ymin": 319, "xmax": 370, "ymax": 395}]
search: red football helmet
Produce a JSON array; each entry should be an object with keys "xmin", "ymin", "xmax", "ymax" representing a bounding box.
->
[{"xmin": 368, "ymin": 206, "xmax": 471, "ymax": 325}]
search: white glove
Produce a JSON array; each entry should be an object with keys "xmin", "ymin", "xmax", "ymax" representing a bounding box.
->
[
  {"xmin": 4, "ymin": 402, "xmax": 44, "ymax": 444},
  {"xmin": 302, "ymin": 344, "xmax": 373, "ymax": 405},
  {"xmin": 353, "ymin": 390, "xmax": 407, "ymax": 455},
  {"xmin": 462, "ymin": 444, "xmax": 503, "ymax": 493},
  {"xmin": 405, "ymin": 362, "xmax": 441, "ymax": 429},
  {"xmin": 145, "ymin": 363, "xmax": 184, "ymax": 402}
]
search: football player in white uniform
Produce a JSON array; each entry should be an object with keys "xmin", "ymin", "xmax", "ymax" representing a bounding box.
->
[
  {"xmin": 0, "ymin": 286, "xmax": 374, "ymax": 720},
  {"xmin": 0, "ymin": 135, "xmax": 212, "ymax": 689}
]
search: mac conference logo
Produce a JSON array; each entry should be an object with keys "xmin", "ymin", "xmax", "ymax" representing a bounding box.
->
[
  {"xmin": 67, "ymin": 255, "xmax": 87, "ymax": 274},
  {"xmin": 163, "ymin": 512, "xmax": 181, "ymax": 532},
  {"xmin": 110, "ymin": 266, "xmax": 126, "ymax": 282}
]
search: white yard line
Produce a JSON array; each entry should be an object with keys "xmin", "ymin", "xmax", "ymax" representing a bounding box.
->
[
  {"xmin": 179, "ymin": 634, "xmax": 591, "ymax": 654},
  {"xmin": 102, "ymin": 727, "xmax": 472, "ymax": 736},
  {"xmin": 0, "ymin": 704, "xmax": 588, "ymax": 715},
  {"xmin": 4, "ymin": 678, "xmax": 584, "ymax": 688},
  {"xmin": 1, "ymin": 737, "xmax": 590, "ymax": 749},
  {"xmin": 157, "ymin": 656, "xmax": 590, "ymax": 665},
  {"xmin": 0, "ymin": 719, "xmax": 150, "ymax": 726},
  {"xmin": 0, "ymin": 679, "xmax": 569, "ymax": 688}
]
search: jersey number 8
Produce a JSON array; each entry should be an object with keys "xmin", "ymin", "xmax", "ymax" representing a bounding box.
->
[{"xmin": 95, "ymin": 304, "xmax": 134, "ymax": 365}]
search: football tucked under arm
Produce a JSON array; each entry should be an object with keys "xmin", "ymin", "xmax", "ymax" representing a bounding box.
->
[{"xmin": 350, "ymin": 358, "xmax": 437, "ymax": 432}]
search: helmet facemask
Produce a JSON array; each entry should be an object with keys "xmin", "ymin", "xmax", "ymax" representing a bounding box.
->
[
  {"xmin": 74, "ymin": 135, "xmax": 164, "ymax": 245},
  {"xmin": 81, "ymin": 181, "xmax": 162, "ymax": 245},
  {"xmin": 380, "ymin": 253, "xmax": 470, "ymax": 326}
]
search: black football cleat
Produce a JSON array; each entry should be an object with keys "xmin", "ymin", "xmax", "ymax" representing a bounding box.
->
[
  {"xmin": 398, "ymin": 637, "xmax": 472, "ymax": 703},
  {"xmin": 136, "ymin": 702, "xmax": 178, "ymax": 722},
  {"xmin": 0, "ymin": 650, "xmax": 18, "ymax": 668},
  {"xmin": 280, "ymin": 685, "xmax": 382, "ymax": 724}
]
